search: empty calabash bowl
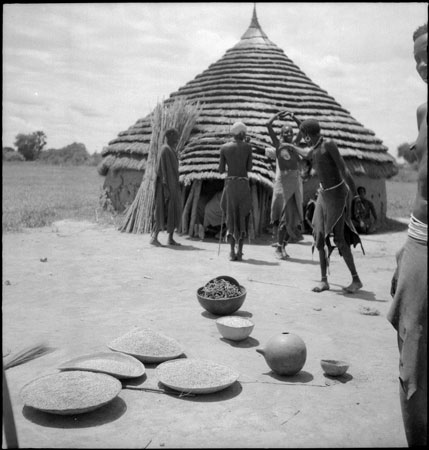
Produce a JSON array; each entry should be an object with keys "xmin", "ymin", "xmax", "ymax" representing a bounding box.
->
[
  {"xmin": 216, "ymin": 316, "xmax": 254, "ymax": 341},
  {"xmin": 320, "ymin": 359, "xmax": 349, "ymax": 377},
  {"xmin": 197, "ymin": 276, "xmax": 246, "ymax": 316}
]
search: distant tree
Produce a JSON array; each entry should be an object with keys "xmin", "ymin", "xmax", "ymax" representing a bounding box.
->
[
  {"xmin": 38, "ymin": 142, "xmax": 90, "ymax": 165},
  {"xmin": 14, "ymin": 131, "xmax": 47, "ymax": 161},
  {"xmin": 2, "ymin": 147, "xmax": 25, "ymax": 162},
  {"xmin": 397, "ymin": 142, "xmax": 417, "ymax": 166}
]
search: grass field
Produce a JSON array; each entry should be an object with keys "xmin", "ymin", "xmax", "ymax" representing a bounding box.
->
[
  {"xmin": 2, "ymin": 162, "xmax": 121, "ymax": 232},
  {"xmin": 2, "ymin": 162, "xmax": 417, "ymax": 233}
]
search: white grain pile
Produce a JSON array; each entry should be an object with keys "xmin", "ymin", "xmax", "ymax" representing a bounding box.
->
[
  {"xmin": 59, "ymin": 352, "xmax": 144, "ymax": 378},
  {"xmin": 20, "ymin": 371, "xmax": 121, "ymax": 414},
  {"xmin": 108, "ymin": 328, "xmax": 184, "ymax": 362},
  {"xmin": 216, "ymin": 316, "xmax": 253, "ymax": 328},
  {"xmin": 156, "ymin": 359, "xmax": 239, "ymax": 392}
]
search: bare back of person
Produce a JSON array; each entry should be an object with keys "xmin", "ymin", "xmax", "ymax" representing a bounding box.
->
[{"xmin": 220, "ymin": 141, "xmax": 252, "ymax": 177}]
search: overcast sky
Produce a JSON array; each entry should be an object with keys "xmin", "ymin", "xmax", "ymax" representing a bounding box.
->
[{"xmin": 2, "ymin": 2, "xmax": 427, "ymax": 156}]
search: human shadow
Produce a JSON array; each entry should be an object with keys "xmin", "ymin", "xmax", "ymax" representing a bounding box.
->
[
  {"xmin": 241, "ymin": 258, "xmax": 279, "ymax": 266},
  {"xmin": 157, "ymin": 380, "xmax": 242, "ymax": 402},
  {"xmin": 338, "ymin": 289, "xmax": 388, "ymax": 302},
  {"xmin": 264, "ymin": 370, "xmax": 314, "ymax": 383},
  {"xmin": 285, "ymin": 257, "xmax": 319, "ymax": 266},
  {"xmin": 22, "ymin": 396, "xmax": 127, "ymax": 428},
  {"xmin": 201, "ymin": 310, "xmax": 253, "ymax": 320},
  {"xmin": 166, "ymin": 244, "xmax": 203, "ymax": 251},
  {"xmin": 220, "ymin": 336, "xmax": 260, "ymax": 348},
  {"xmin": 323, "ymin": 372, "xmax": 353, "ymax": 384}
]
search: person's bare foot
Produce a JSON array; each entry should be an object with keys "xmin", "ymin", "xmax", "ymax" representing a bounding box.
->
[
  {"xmin": 168, "ymin": 239, "xmax": 181, "ymax": 246},
  {"xmin": 343, "ymin": 279, "xmax": 363, "ymax": 293},
  {"xmin": 150, "ymin": 238, "xmax": 164, "ymax": 247},
  {"xmin": 281, "ymin": 248, "xmax": 290, "ymax": 259},
  {"xmin": 312, "ymin": 280, "xmax": 330, "ymax": 292}
]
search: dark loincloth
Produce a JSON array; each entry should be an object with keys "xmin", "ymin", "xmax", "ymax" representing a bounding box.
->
[
  {"xmin": 312, "ymin": 181, "xmax": 363, "ymax": 258},
  {"xmin": 220, "ymin": 177, "xmax": 252, "ymax": 241}
]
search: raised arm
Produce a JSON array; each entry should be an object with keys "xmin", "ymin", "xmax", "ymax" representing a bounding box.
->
[
  {"xmin": 218, "ymin": 147, "xmax": 226, "ymax": 174},
  {"xmin": 266, "ymin": 111, "xmax": 282, "ymax": 148}
]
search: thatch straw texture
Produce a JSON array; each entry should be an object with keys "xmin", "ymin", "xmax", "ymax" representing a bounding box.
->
[
  {"xmin": 119, "ymin": 98, "xmax": 201, "ymax": 233},
  {"xmin": 100, "ymin": 8, "xmax": 397, "ymax": 185}
]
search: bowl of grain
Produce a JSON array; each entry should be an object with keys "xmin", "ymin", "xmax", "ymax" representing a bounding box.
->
[
  {"xmin": 197, "ymin": 276, "xmax": 246, "ymax": 316},
  {"xmin": 216, "ymin": 316, "xmax": 254, "ymax": 341},
  {"xmin": 320, "ymin": 359, "xmax": 349, "ymax": 377}
]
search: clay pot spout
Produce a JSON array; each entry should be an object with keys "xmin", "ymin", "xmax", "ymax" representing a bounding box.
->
[{"xmin": 256, "ymin": 347, "xmax": 265, "ymax": 356}]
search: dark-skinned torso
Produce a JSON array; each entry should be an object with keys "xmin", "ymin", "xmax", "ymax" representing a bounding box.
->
[
  {"xmin": 412, "ymin": 102, "xmax": 427, "ymax": 224},
  {"xmin": 310, "ymin": 140, "xmax": 343, "ymax": 189}
]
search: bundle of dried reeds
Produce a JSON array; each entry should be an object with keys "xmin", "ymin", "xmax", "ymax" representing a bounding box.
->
[
  {"xmin": 120, "ymin": 97, "xmax": 201, "ymax": 234},
  {"xmin": 3, "ymin": 343, "xmax": 53, "ymax": 370}
]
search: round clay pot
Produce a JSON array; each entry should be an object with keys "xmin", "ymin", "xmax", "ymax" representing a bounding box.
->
[{"xmin": 256, "ymin": 332, "xmax": 307, "ymax": 376}]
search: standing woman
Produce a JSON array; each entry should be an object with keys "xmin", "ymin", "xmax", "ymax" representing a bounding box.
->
[
  {"xmin": 388, "ymin": 23, "xmax": 427, "ymax": 447},
  {"xmin": 265, "ymin": 111, "xmax": 304, "ymax": 259}
]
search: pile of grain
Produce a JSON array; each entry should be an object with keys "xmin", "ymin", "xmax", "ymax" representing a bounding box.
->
[
  {"xmin": 108, "ymin": 328, "xmax": 184, "ymax": 363},
  {"xmin": 200, "ymin": 279, "xmax": 243, "ymax": 299},
  {"xmin": 59, "ymin": 352, "xmax": 145, "ymax": 379},
  {"xmin": 216, "ymin": 316, "xmax": 253, "ymax": 328},
  {"xmin": 156, "ymin": 359, "xmax": 239, "ymax": 394},
  {"xmin": 20, "ymin": 371, "xmax": 121, "ymax": 415}
]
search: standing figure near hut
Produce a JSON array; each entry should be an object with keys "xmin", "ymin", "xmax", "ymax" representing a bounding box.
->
[
  {"xmin": 388, "ymin": 23, "xmax": 427, "ymax": 448},
  {"xmin": 150, "ymin": 128, "xmax": 182, "ymax": 247},
  {"xmin": 291, "ymin": 116, "xmax": 364, "ymax": 294},
  {"xmin": 352, "ymin": 186, "xmax": 378, "ymax": 234},
  {"xmin": 218, "ymin": 121, "xmax": 253, "ymax": 261},
  {"xmin": 265, "ymin": 111, "xmax": 304, "ymax": 259}
]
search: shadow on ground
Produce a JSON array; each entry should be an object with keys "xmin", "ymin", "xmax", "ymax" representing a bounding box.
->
[
  {"xmin": 157, "ymin": 380, "xmax": 242, "ymax": 403},
  {"xmin": 22, "ymin": 397, "xmax": 127, "ymax": 428},
  {"xmin": 220, "ymin": 336, "xmax": 260, "ymax": 348},
  {"xmin": 265, "ymin": 370, "xmax": 314, "ymax": 384},
  {"xmin": 201, "ymin": 310, "xmax": 253, "ymax": 320}
]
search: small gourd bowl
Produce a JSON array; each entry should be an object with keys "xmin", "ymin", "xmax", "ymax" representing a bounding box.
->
[{"xmin": 320, "ymin": 359, "xmax": 349, "ymax": 377}]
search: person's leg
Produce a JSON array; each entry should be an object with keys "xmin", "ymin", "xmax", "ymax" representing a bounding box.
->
[
  {"xmin": 227, "ymin": 234, "xmax": 236, "ymax": 261},
  {"xmin": 236, "ymin": 238, "xmax": 244, "ymax": 261},
  {"xmin": 397, "ymin": 334, "xmax": 428, "ymax": 447},
  {"xmin": 275, "ymin": 225, "xmax": 287, "ymax": 259},
  {"xmin": 279, "ymin": 226, "xmax": 290, "ymax": 259},
  {"xmin": 167, "ymin": 232, "xmax": 181, "ymax": 246},
  {"xmin": 333, "ymin": 215, "xmax": 362, "ymax": 293},
  {"xmin": 312, "ymin": 246, "xmax": 330, "ymax": 292},
  {"xmin": 150, "ymin": 223, "xmax": 163, "ymax": 246}
]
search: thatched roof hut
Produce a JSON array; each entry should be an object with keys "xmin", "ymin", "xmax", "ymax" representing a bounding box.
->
[{"xmin": 99, "ymin": 7, "xmax": 398, "ymax": 235}]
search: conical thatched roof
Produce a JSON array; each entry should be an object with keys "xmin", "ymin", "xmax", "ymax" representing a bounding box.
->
[{"xmin": 99, "ymin": 7, "xmax": 398, "ymax": 184}]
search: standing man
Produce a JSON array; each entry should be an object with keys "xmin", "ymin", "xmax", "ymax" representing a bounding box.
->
[
  {"xmin": 290, "ymin": 115, "xmax": 364, "ymax": 293},
  {"xmin": 150, "ymin": 128, "xmax": 182, "ymax": 247},
  {"xmin": 219, "ymin": 121, "xmax": 253, "ymax": 261},
  {"xmin": 265, "ymin": 111, "xmax": 304, "ymax": 259},
  {"xmin": 388, "ymin": 23, "xmax": 427, "ymax": 447}
]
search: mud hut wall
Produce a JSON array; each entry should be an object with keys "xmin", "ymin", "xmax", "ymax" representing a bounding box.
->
[
  {"xmin": 103, "ymin": 169, "xmax": 143, "ymax": 212},
  {"xmin": 353, "ymin": 176, "xmax": 387, "ymax": 222}
]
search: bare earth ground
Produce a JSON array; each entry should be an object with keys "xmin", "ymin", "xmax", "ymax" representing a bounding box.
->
[{"xmin": 2, "ymin": 219, "xmax": 409, "ymax": 448}]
